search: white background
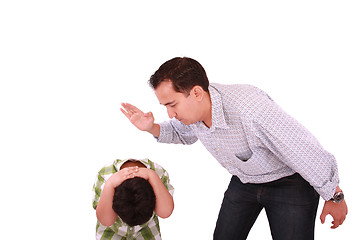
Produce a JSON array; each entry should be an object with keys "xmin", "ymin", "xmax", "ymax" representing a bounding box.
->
[{"xmin": 1, "ymin": 1, "xmax": 359, "ymax": 239}]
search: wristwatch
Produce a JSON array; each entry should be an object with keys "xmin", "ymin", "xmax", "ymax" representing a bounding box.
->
[{"xmin": 330, "ymin": 191, "xmax": 344, "ymax": 203}]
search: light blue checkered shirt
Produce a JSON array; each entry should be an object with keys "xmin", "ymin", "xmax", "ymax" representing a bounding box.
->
[{"xmin": 157, "ymin": 83, "xmax": 339, "ymax": 201}]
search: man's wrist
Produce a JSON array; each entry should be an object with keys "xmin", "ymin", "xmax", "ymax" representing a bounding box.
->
[
  {"xmin": 148, "ymin": 123, "xmax": 160, "ymax": 137},
  {"xmin": 330, "ymin": 191, "xmax": 344, "ymax": 203}
]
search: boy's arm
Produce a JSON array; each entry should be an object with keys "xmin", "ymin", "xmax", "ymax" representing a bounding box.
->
[
  {"xmin": 96, "ymin": 167, "xmax": 139, "ymax": 226},
  {"xmin": 135, "ymin": 168, "xmax": 174, "ymax": 218}
]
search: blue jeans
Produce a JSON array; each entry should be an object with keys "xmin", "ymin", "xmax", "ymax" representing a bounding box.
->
[{"xmin": 213, "ymin": 174, "xmax": 320, "ymax": 240}]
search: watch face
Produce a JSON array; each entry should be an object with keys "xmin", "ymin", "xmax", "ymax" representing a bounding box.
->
[{"xmin": 333, "ymin": 192, "xmax": 344, "ymax": 203}]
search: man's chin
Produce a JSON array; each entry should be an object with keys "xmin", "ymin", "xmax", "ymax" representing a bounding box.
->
[
  {"xmin": 180, "ymin": 119, "xmax": 196, "ymax": 126},
  {"xmin": 176, "ymin": 118, "xmax": 190, "ymax": 125}
]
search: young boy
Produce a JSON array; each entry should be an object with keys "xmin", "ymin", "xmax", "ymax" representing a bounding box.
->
[{"xmin": 92, "ymin": 158, "xmax": 174, "ymax": 240}]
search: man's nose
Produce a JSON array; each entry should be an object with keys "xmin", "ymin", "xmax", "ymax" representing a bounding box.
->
[{"xmin": 167, "ymin": 108, "xmax": 176, "ymax": 119}]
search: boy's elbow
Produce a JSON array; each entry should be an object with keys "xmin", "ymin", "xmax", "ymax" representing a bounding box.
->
[
  {"xmin": 162, "ymin": 208, "xmax": 174, "ymax": 218},
  {"xmin": 156, "ymin": 202, "xmax": 174, "ymax": 219},
  {"xmin": 157, "ymin": 209, "xmax": 173, "ymax": 219},
  {"xmin": 100, "ymin": 220, "xmax": 114, "ymax": 227},
  {"xmin": 96, "ymin": 210, "xmax": 116, "ymax": 227}
]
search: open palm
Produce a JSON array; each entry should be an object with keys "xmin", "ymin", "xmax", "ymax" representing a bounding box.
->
[{"xmin": 121, "ymin": 103, "xmax": 155, "ymax": 131}]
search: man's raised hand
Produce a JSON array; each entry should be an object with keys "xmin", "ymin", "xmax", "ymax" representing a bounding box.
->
[{"xmin": 121, "ymin": 103, "xmax": 155, "ymax": 132}]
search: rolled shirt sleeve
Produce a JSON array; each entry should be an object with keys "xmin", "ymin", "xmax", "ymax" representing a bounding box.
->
[{"xmin": 157, "ymin": 119, "xmax": 198, "ymax": 145}]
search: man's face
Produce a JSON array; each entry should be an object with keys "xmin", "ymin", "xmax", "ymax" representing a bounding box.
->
[{"xmin": 154, "ymin": 81, "xmax": 202, "ymax": 125}]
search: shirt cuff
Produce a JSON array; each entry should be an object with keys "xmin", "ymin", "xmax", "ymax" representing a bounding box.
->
[
  {"xmin": 315, "ymin": 177, "xmax": 339, "ymax": 201},
  {"xmin": 155, "ymin": 122, "xmax": 174, "ymax": 143}
]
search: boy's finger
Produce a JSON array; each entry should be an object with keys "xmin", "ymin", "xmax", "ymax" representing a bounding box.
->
[{"xmin": 125, "ymin": 166, "xmax": 139, "ymax": 174}]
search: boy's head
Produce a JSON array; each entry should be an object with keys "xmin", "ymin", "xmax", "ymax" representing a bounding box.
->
[{"xmin": 112, "ymin": 177, "xmax": 156, "ymax": 226}]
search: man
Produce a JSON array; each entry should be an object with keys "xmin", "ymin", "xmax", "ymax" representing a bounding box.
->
[{"xmin": 121, "ymin": 57, "xmax": 347, "ymax": 240}]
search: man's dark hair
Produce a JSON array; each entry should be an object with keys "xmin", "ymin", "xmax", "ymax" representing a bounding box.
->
[
  {"xmin": 149, "ymin": 57, "xmax": 209, "ymax": 95},
  {"xmin": 113, "ymin": 177, "xmax": 156, "ymax": 226}
]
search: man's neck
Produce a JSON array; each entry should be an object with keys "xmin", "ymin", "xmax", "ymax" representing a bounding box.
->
[{"xmin": 202, "ymin": 92, "xmax": 212, "ymax": 128}]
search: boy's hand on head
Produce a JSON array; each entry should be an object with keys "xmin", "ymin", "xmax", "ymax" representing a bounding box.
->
[
  {"xmin": 134, "ymin": 168, "xmax": 155, "ymax": 181},
  {"xmin": 107, "ymin": 166, "xmax": 139, "ymax": 188}
]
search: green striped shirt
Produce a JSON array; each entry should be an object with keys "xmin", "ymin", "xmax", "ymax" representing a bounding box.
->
[{"xmin": 92, "ymin": 159, "xmax": 174, "ymax": 240}]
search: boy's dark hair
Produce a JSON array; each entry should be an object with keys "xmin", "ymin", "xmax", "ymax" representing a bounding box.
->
[
  {"xmin": 113, "ymin": 177, "xmax": 156, "ymax": 226},
  {"xmin": 149, "ymin": 57, "xmax": 209, "ymax": 95}
]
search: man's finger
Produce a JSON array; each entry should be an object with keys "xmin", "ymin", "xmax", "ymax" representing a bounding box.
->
[
  {"xmin": 331, "ymin": 219, "xmax": 340, "ymax": 229},
  {"xmin": 120, "ymin": 108, "xmax": 131, "ymax": 119},
  {"xmin": 121, "ymin": 103, "xmax": 141, "ymax": 113},
  {"xmin": 320, "ymin": 211, "xmax": 327, "ymax": 224},
  {"xmin": 339, "ymin": 216, "xmax": 346, "ymax": 225}
]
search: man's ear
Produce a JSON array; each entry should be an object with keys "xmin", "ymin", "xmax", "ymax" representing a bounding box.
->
[{"xmin": 191, "ymin": 86, "xmax": 204, "ymax": 100}]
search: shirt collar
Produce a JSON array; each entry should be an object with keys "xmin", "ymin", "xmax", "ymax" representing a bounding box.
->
[{"xmin": 208, "ymin": 84, "xmax": 229, "ymax": 130}]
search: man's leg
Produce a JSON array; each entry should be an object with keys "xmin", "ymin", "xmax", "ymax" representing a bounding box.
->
[
  {"xmin": 262, "ymin": 173, "xmax": 320, "ymax": 240},
  {"xmin": 213, "ymin": 176, "xmax": 263, "ymax": 240}
]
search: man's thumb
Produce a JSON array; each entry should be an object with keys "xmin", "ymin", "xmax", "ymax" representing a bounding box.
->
[
  {"xmin": 320, "ymin": 210, "xmax": 327, "ymax": 224},
  {"xmin": 145, "ymin": 112, "xmax": 153, "ymax": 118}
]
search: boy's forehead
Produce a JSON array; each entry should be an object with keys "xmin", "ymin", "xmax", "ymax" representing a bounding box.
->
[{"xmin": 120, "ymin": 160, "xmax": 147, "ymax": 170}]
